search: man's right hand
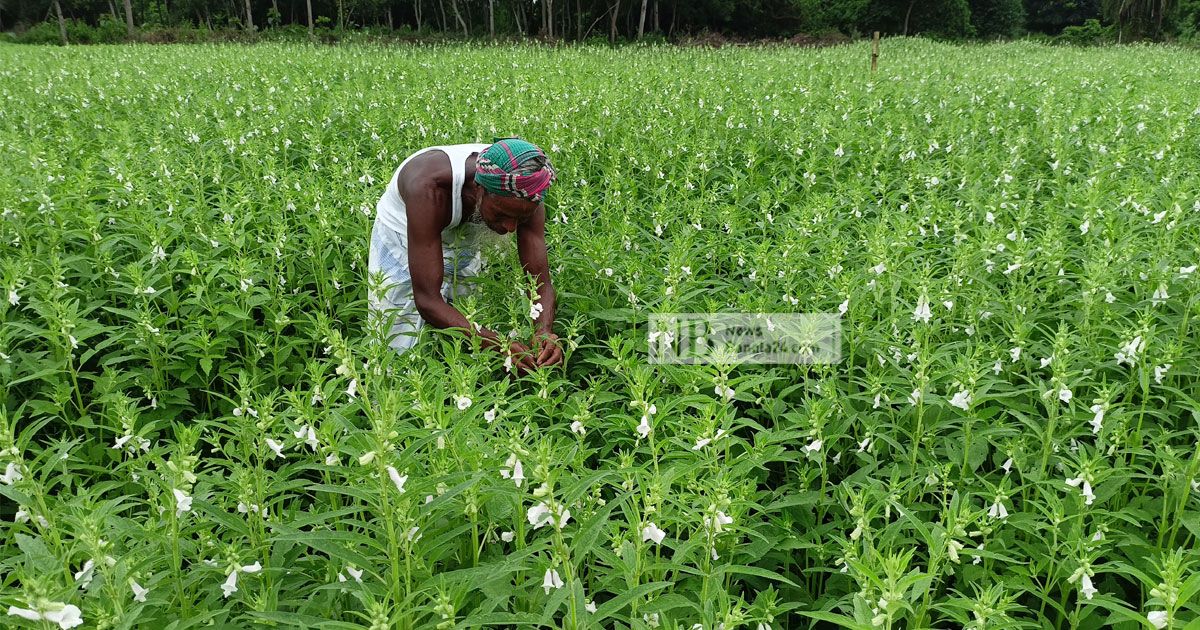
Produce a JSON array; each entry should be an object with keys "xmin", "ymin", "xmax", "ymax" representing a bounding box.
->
[{"xmin": 504, "ymin": 340, "xmax": 537, "ymax": 374}]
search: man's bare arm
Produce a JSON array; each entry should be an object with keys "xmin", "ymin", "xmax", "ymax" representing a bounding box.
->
[{"xmin": 405, "ymin": 185, "xmax": 536, "ymax": 369}]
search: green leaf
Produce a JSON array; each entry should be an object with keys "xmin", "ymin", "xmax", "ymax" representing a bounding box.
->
[{"xmin": 591, "ymin": 581, "xmax": 673, "ymax": 623}]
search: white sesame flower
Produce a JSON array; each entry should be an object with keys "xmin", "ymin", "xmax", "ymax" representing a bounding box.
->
[
  {"xmin": 703, "ymin": 510, "xmax": 734, "ymax": 533},
  {"xmin": 7, "ymin": 289, "xmax": 19, "ymax": 306},
  {"xmin": 529, "ymin": 302, "xmax": 544, "ymax": 321},
  {"xmin": 130, "ymin": 579, "xmax": 149, "ymax": 602},
  {"xmin": 1058, "ymin": 387, "xmax": 1073, "ymax": 404},
  {"xmin": 1080, "ymin": 573, "xmax": 1098, "ymax": 600},
  {"xmin": 585, "ymin": 600, "xmax": 597, "ymax": 613},
  {"xmin": 912, "ymin": 295, "xmax": 932, "ymax": 323},
  {"xmin": 172, "ymin": 488, "xmax": 192, "ymax": 517},
  {"xmin": 386, "ymin": 466, "xmax": 408, "ymax": 494},
  {"xmin": 1105, "ymin": 291, "xmax": 1116, "ymax": 303},
  {"xmin": 714, "ymin": 384, "xmax": 735, "ymax": 401},
  {"xmin": 636, "ymin": 414, "xmax": 652, "ymax": 439},
  {"xmin": 346, "ymin": 379, "xmax": 357, "ymax": 399},
  {"xmin": 1001, "ymin": 458, "xmax": 1013, "ymax": 473},
  {"xmin": 265, "ymin": 438, "xmax": 285, "ymax": 459},
  {"xmin": 240, "ymin": 562, "xmax": 262, "ymax": 574},
  {"xmin": 987, "ymin": 498, "xmax": 1008, "ymax": 520},
  {"xmin": 221, "ymin": 569, "xmax": 238, "ymax": 598},
  {"xmin": 1180, "ymin": 265, "xmax": 1196, "ymax": 277},
  {"xmin": 1010, "ymin": 347, "xmax": 1021, "ymax": 362},
  {"xmin": 871, "ymin": 262, "xmax": 886, "ymax": 275},
  {"xmin": 1, "ymin": 462, "xmax": 23, "ymax": 485},
  {"xmin": 500, "ymin": 454, "xmax": 525, "ymax": 488},
  {"xmin": 345, "ymin": 566, "xmax": 363, "ymax": 582},
  {"xmin": 641, "ymin": 522, "xmax": 666, "ymax": 545},
  {"xmin": 527, "ymin": 502, "xmax": 552, "ymax": 529},
  {"xmin": 357, "ymin": 450, "xmax": 376, "ymax": 465},
  {"xmin": 857, "ymin": 437, "xmax": 871, "ymax": 453},
  {"xmin": 1115, "ymin": 336, "xmax": 1145, "ymax": 366},
  {"xmin": 7, "ymin": 602, "xmax": 84, "ymax": 629},
  {"xmin": 1040, "ymin": 355, "xmax": 1054, "ymax": 368},
  {"xmin": 949, "ymin": 390, "xmax": 971, "ymax": 411},
  {"xmin": 500, "ymin": 531, "xmax": 514, "ymax": 542},
  {"xmin": 1089, "ymin": 404, "xmax": 1105, "ymax": 434},
  {"xmin": 1065, "ymin": 476, "xmax": 1095, "ymax": 505},
  {"xmin": 692, "ymin": 437, "xmax": 711, "ymax": 450},
  {"xmin": 542, "ymin": 568, "xmax": 564, "ymax": 594},
  {"xmin": 804, "ymin": 439, "xmax": 822, "ymax": 454},
  {"xmin": 570, "ymin": 420, "xmax": 585, "ymax": 436},
  {"xmin": 1080, "ymin": 219, "xmax": 1090, "ymax": 234},
  {"xmin": 1152, "ymin": 283, "xmax": 1169, "ymax": 306},
  {"xmin": 293, "ymin": 424, "xmax": 319, "ymax": 451},
  {"xmin": 454, "ymin": 395, "xmax": 472, "ymax": 410},
  {"xmin": 484, "ymin": 407, "xmax": 497, "ymax": 423},
  {"xmin": 838, "ymin": 298, "xmax": 849, "ymax": 315},
  {"xmin": 1154, "ymin": 364, "xmax": 1171, "ymax": 384},
  {"xmin": 908, "ymin": 388, "xmax": 922, "ymax": 406},
  {"xmin": 1147, "ymin": 611, "xmax": 1168, "ymax": 629},
  {"xmin": 74, "ymin": 559, "xmax": 95, "ymax": 588}
]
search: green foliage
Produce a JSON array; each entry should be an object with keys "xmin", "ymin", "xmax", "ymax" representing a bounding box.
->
[
  {"xmin": 1058, "ymin": 16, "xmax": 1116, "ymax": 42},
  {"xmin": 793, "ymin": 0, "xmax": 872, "ymax": 34},
  {"xmin": 13, "ymin": 17, "xmax": 129, "ymax": 45},
  {"xmin": 865, "ymin": 0, "xmax": 974, "ymax": 37},
  {"xmin": 1024, "ymin": 0, "xmax": 1104, "ymax": 33},
  {"xmin": 969, "ymin": 0, "xmax": 1027, "ymax": 37}
]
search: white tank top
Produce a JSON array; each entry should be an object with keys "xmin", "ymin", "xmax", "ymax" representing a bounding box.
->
[{"xmin": 375, "ymin": 143, "xmax": 491, "ymax": 245}]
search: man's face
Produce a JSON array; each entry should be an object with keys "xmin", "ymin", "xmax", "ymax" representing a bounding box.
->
[{"xmin": 477, "ymin": 192, "xmax": 537, "ymax": 235}]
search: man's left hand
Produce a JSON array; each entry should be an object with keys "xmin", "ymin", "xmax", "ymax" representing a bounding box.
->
[{"xmin": 532, "ymin": 332, "xmax": 563, "ymax": 368}]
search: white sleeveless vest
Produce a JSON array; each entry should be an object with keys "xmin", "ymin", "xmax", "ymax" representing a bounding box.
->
[{"xmin": 375, "ymin": 143, "xmax": 492, "ymax": 248}]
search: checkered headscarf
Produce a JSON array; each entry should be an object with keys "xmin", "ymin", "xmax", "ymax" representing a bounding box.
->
[{"xmin": 474, "ymin": 137, "xmax": 556, "ymax": 203}]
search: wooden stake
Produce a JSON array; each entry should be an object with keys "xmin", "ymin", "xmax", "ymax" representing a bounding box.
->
[{"xmin": 871, "ymin": 31, "xmax": 880, "ymax": 72}]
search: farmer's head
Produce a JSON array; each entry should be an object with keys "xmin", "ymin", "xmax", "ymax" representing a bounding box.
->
[{"xmin": 473, "ymin": 138, "xmax": 555, "ymax": 235}]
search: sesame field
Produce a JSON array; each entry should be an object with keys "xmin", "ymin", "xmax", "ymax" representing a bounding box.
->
[{"xmin": 2, "ymin": 39, "xmax": 1200, "ymax": 629}]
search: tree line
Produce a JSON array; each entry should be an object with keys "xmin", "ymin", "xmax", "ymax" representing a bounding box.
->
[{"xmin": 4, "ymin": 0, "xmax": 1198, "ymax": 44}]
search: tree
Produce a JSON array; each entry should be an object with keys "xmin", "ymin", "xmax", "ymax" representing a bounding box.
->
[
  {"xmin": 1023, "ymin": 0, "xmax": 1102, "ymax": 34},
  {"xmin": 970, "ymin": 0, "xmax": 1026, "ymax": 36},
  {"xmin": 866, "ymin": 0, "xmax": 973, "ymax": 37},
  {"xmin": 122, "ymin": 0, "xmax": 135, "ymax": 35},
  {"xmin": 449, "ymin": 0, "xmax": 467, "ymax": 34},
  {"xmin": 53, "ymin": 0, "xmax": 68, "ymax": 44},
  {"xmin": 610, "ymin": 0, "xmax": 619, "ymax": 40},
  {"xmin": 1103, "ymin": 0, "xmax": 1178, "ymax": 38}
]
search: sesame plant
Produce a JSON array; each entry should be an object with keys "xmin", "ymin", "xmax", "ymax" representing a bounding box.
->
[{"xmin": 2, "ymin": 39, "xmax": 1200, "ymax": 629}]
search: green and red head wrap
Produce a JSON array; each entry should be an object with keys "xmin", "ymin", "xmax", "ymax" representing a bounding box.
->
[{"xmin": 474, "ymin": 137, "xmax": 556, "ymax": 203}]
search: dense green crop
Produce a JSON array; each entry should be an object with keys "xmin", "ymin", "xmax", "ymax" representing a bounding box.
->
[{"xmin": 2, "ymin": 39, "xmax": 1200, "ymax": 629}]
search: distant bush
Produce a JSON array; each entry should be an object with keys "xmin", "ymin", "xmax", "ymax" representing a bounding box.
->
[
  {"xmin": 13, "ymin": 21, "xmax": 63, "ymax": 44},
  {"xmin": 12, "ymin": 18, "xmax": 127, "ymax": 44},
  {"xmin": 1058, "ymin": 18, "xmax": 1115, "ymax": 45}
]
